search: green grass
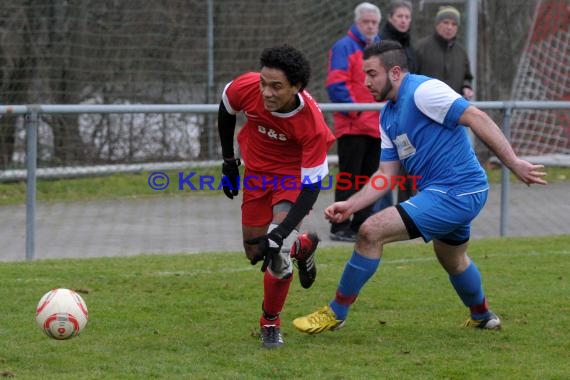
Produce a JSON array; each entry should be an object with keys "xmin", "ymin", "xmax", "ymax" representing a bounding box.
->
[
  {"xmin": 1, "ymin": 236, "xmax": 568, "ymax": 379},
  {"xmin": 1, "ymin": 165, "xmax": 569, "ymax": 206},
  {"xmin": 0, "ymin": 166, "xmax": 222, "ymax": 206}
]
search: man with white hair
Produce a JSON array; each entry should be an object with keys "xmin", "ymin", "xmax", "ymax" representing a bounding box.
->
[{"xmin": 327, "ymin": 2, "xmax": 393, "ymax": 243}]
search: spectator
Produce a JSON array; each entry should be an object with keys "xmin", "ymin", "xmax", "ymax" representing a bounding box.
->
[
  {"xmin": 379, "ymin": 0, "xmax": 417, "ymax": 203},
  {"xmin": 415, "ymin": 5, "xmax": 474, "ymax": 100},
  {"xmin": 327, "ymin": 2, "xmax": 392, "ymax": 243},
  {"xmin": 380, "ymin": 0, "xmax": 416, "ymax": 72},
  {"xmin": 218, "ymin": 44, "xmax": 335, "ymax": 348}
]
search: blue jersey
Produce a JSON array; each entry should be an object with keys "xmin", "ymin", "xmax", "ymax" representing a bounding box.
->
[{"xmin": 380, "ymin": 74, "xmax": 488, "ymax": 193}]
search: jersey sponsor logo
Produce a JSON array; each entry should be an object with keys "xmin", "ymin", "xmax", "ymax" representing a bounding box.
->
[
  {"xmin": 394, "ymin": 133, "xmax": 416, "ymax": 159},
  {"xmin": 257, "ymin": 125, "xmax": 287, "ymax": 141}
]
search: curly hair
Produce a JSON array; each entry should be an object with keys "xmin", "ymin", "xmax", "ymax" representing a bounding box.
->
[{"xmin": 259, "ymin": 44, "xmax": 311, "ymax": 90}]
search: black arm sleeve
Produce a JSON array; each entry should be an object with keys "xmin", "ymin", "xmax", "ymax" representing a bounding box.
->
[
  {"xmin": 272, "ymin": 182, "xmax": 321, "ymax": 239},
  {"xmin": 218, "ymin": 100, "xmax": 237, "ymax": 159}
]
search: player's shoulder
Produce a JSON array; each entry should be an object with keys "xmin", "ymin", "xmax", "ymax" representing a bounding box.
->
[
  {"xmin": 412, "ymin": 76, "xmax": 458, "ymax": 98},
  {"xmin": 300, "ymin": 90, "xmax": 320, "ymax": 108},
  {"xmin": 231, "ymin": 72, "xmax": 259, "ymax": 87},
  {"xmin": 299, "ymin": 90, "xmax": 328, "ymax": 121},
  {"xmin": 397, "ymin": 74, "xmax": 435, "ymax": 98},
  {"xmin": 411, "ymin": 76, "xmax": 467, "ymax": 124},
  {"xmin": 223, "ymin": 72, "xmax": 261, "ymax": 113},
  {"xmin": 225, "ymin": 72, "xmax": 260, "ymax": 100}
]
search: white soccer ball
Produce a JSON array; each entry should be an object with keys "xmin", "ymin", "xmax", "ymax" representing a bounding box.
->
[{"xmin": 35, "ymin": 288, "xmax": 89, "ymax": 340}]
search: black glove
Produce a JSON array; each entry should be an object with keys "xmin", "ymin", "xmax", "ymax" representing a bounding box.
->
[
  {"xmin": 245, "ymin": 230, "xmax": 284, "ymax": 272},
  {"xmin": 221, "ymin": 158, "xmax": 240, "ymax": 199}
]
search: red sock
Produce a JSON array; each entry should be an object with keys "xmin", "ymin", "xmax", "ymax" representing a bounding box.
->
[
  {"xmin": 260, "ymin": 270, "xmax": 293, "ymax": 326},
  {"xmin": 469, "ymin": 297, "xmax": 490, "ymax": 319}
]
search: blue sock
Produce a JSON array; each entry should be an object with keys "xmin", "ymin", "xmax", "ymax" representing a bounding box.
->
[
  {"xmin": 330, "ymin": 251, "xmax": 380, "ymax": 320},
  {"xmin": 449, "ymin": 261, "xmax": 490, "ymax": 320}
]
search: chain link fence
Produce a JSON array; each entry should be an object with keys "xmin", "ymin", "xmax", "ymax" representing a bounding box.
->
[
  {"xmin": 1, "ymin": 0, "xmax": 569, "ymax": 261},
  {"xmin": 3, "ymin": 0, "xmax": 563, "ymax": 169}
]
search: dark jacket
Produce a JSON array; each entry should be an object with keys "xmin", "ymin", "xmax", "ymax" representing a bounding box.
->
[
  {"xmin": 415, "ymin": 32, "xmax": 473, "ymax": 94},
  {"xmin": 380, "ymin": 21, "xmax": 417, "ymax": 73}
]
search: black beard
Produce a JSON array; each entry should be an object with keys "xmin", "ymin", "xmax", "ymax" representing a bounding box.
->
[{"xmin": 378, "ymin": 80, "xmax": 393, "ymax": 102}]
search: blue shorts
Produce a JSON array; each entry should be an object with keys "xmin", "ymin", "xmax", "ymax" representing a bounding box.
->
[{"xmin": 399, "ymin": 187, "xmax": 488, "ymax": 243}]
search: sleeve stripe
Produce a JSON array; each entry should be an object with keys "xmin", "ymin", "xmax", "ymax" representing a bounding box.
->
[
  {"xmin": 414, "ymin": 80, "xmax": 461, "ymax": 124},
  {"xmin": 301, "ymin": 158, "xmax": 330, "ymax": 184},
  {"xmin": 380, "ymin": 125, "xmax": 393, "ymax": 150},
  {"xmin": 221, "ymin": 81, "xmax": 237, "ymax": 115}
]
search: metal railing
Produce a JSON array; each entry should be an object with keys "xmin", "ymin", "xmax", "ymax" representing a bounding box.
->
[{"xmin": 1, "ymin": 101, "xmax": 569, "ymax": 260}]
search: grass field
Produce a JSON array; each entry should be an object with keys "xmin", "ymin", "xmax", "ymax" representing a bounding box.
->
[{"xmin": 1, "ymin": 235, "xmax": 568, "ymax": 379}]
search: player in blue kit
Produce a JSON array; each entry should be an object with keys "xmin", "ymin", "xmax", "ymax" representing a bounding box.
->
[{"xmin": 293, "ymin": 40, "xmax": 547, "ymax": 334}]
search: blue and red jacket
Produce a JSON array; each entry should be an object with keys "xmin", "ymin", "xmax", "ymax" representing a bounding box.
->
[{"xmin": 326, "ymin": 24, "xmax": 381, "ymax": 139}]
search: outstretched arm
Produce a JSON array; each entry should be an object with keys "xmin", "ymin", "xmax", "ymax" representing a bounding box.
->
[
  {"xmin": 460, "ymin": 106, "xmax": 547, "ymax": 185},
  {"xmin": 325, "ymin": 160, "xmax": 401, "ymax": 224}
]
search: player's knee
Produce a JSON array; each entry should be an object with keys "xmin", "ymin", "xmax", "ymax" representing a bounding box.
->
[
  {"xmin": 268, "ymin": 250, "xmax": 293, "ymax": 279},
  {"xmin": 357, "ymin": 220, "xmax": 380, "ymax": 245},
  {"xmin": 358, "ymin": 216, "xmax": 396, "ymax": 246}
]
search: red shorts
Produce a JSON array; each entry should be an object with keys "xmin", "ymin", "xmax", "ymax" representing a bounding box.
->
[{"xmin": 241, "ymin": 169, "xmax": 301, "ymax": 227}]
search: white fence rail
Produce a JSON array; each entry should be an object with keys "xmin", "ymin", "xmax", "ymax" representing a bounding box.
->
[{"xmin": 1, "ymin": 101, "xmax": 569, "ymax": 260}]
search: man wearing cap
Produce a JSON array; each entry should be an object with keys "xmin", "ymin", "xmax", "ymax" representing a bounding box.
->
[{"xmin": 415, "ymin": 6, "xmax": 474, "ymax": 100}]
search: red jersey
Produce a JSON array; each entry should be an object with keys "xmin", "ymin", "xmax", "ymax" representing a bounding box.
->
[{"xmin": 222, "ymin": 72, "xmax": 335, "ymax": 182}]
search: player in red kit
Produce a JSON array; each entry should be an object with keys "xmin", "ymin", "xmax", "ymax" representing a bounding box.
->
[{"xmin": 217, "ymin": 44, "xmax": 335, "ymax": 348}]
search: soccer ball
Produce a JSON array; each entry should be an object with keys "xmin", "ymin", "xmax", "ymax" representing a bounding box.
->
[{"xmin": 35, "ymin": 288, "xmax": 89, "ymax": 340}]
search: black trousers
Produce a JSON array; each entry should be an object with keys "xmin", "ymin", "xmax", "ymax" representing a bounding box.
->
[
  {"xmin": 332, "ymin": 134, "xmax": 381, "ymax": 233},
  {"xmin": 397, "ymin": 166, "xmax": 417, "ymax": 202}
]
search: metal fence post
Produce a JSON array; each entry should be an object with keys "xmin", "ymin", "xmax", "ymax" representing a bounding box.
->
[
  {"xmin": 466, "ymin": 0, "xmax": 478, "ymax": 98},
  {"xmin": 206, "ymin": 0, "xmax": 215, "ymax": 159},
  {"xmin": 25, "ymin": 107, "xmax": 39, "ymax": 260},
  {"xmin": 499, "ymin": 104, "xmax": 513, "ymax": 237}
]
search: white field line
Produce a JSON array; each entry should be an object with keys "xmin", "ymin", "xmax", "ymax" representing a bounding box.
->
[
  {"xmin": 153, "ymin": 249, "xmax": 570, "ymax": 277},
  {"xmin": 14, "ymin": 249, "xmax": 569, "ymax": 284}
]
